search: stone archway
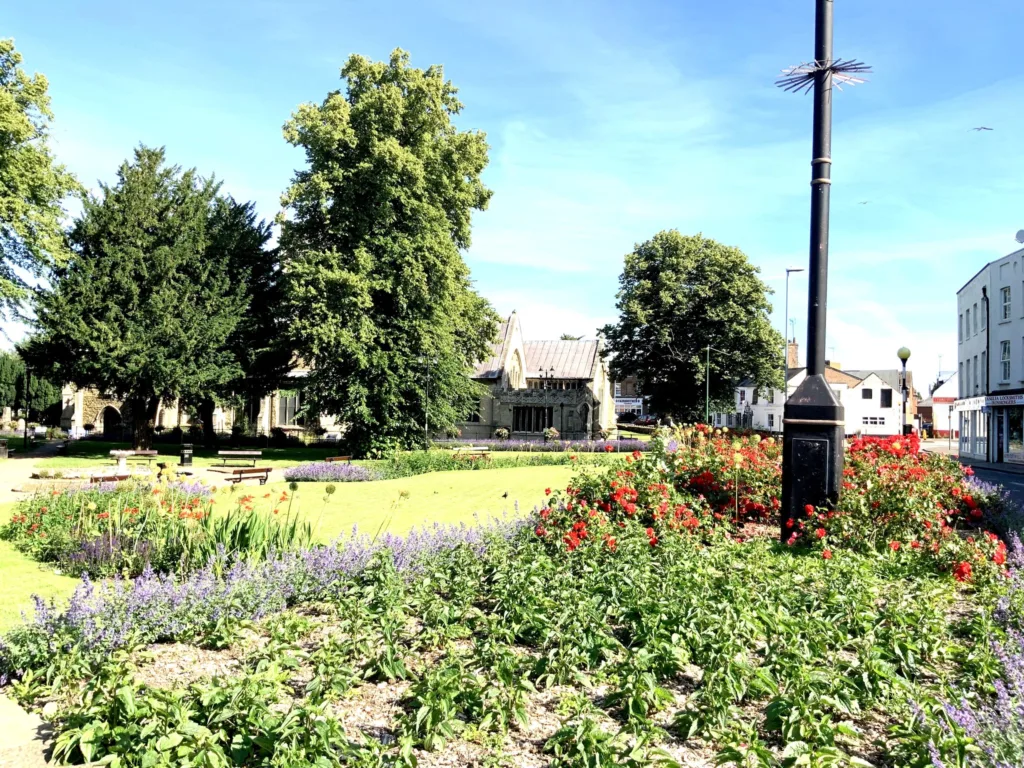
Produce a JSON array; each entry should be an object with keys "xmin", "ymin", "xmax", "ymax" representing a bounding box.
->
[{"xmin": 101, "ymin": 406, "xmax": 123, "ymax": 440}]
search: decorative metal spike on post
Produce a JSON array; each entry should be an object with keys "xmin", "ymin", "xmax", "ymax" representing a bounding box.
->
[{"xmin": 776, "ymin": 0, "xmax": 871, "ymax": 542}]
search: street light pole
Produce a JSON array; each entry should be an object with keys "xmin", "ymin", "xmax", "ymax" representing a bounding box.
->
[
  {"xmin": 776, "ymin": 0, "xmax": 869, "ymax": 541},
  {"xmin": 705, "ymin": 345, "xmax": 725, "ymax": 424},
  {"xmin": 898, "ymin": 347, "xmax": 911, "ymax": 435},
  {"xmin": 784, "ymin": 267, "xmax": 805, "ymax": 404}
]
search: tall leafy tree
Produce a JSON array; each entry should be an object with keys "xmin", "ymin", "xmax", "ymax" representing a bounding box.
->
[
  {"xmin": 0, "ymin": 351, "xmax": 22, "ymax": 409},
  {"xmin": 0, "ymin": 39, "xmax": 80, "ymax": 318},
  {"xmin": 600, "ymin": 230, "xmax": 783, "ymax": 421},
  {"xmin": 280, "ymin": 49, "xmax": 498, "ymax": 454},
  {"xmin": 191, "ymin": 197, "xmax": 290, "ymax": 447},
  {"xmin": 26, "ymin": 146, "xmax": 244, "ymax": 448}
]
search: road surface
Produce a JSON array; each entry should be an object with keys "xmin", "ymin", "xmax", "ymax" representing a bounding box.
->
[{"xmin": 969, "ymin": 465, "xmax": 1024, "ymax": 509}]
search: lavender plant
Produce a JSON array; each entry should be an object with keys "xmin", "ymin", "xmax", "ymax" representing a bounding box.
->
[{"xmin": 283, "ymin": 462, "xmax": 378, "ymax": 482}]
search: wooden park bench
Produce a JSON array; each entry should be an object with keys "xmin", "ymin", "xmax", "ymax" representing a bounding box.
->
[
  {"xmin": 111, "ymin": 450, "xmax": 159, "ymax": 466},
  {"xmin": 91, "ymin": 474, "xmax": 130, "ymax": 484},
  {"xmin": 452, "ymin": 447, "xmax": 491, "ymax": 462},
  {"xmin": 324, "ymin": 455, "xmax": 352, "ymax": 464},
  {"xmin": 212, "ymin": 466, "xmax": 272, "ymax": 485},
  {"xmin": 216, "ymin": 450, "xmax": 263, "ymax": 467}
]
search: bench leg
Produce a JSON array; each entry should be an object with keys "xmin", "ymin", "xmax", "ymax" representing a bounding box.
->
[{"xmin": 259, "ymin": 475, "xmax": 267, "ymax": 485}]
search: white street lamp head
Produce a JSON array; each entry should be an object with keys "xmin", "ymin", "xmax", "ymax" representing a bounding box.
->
[
  {"xmin": 786, "ymin": 266, "xmax": 805, "ymax": 274},
  {"xmin": 897, "ymin": 346, "xmax": 911, "ymax": 362}
]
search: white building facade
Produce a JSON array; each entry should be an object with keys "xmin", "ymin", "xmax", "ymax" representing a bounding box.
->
[
  {"xmin": 713, "ymin": 367, "xmax": 907, "ymax": 437},
  {"xmin": 956, "ymin": 248, "xmax": 1024, "ymax": 464}
]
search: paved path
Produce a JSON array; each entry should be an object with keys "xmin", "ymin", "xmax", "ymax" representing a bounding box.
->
[
  {"xmin": 0, "ymin": 441, "xmax": 65, "ymax": 505},
  {"xmin": 0, "ymin": 693, "xmax": 51, "ymax": 767}
]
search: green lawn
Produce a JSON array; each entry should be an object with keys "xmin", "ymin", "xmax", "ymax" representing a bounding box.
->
[
  {"xmin": 220, "ymin": 464, "xmax": 575, "ymax": 540},
  {"xmin": 37, "ymin": 440, "xmax": 353, "ymax": 471},
  {"xmin": 0, "ymin": 464, "xmax": 576, "ymax": 631}
]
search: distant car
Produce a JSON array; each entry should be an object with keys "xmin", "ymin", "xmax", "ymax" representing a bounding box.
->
[{"xmin": 617, "ymin": 413, "xmax": 639, "ymax": 425}]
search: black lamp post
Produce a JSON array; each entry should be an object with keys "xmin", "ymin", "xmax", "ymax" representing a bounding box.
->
[
  {"xmin": 777, "ymin": 0, "xmax": 870, "ymax": 541},
  {"xmin": 898, "ymin": 346, "xmax": 911, "ymax": 435}
]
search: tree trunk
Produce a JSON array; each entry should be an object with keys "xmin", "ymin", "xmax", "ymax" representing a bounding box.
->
[
  {"xmin": 200, "ymin": 398, "xmax": 217, "ymax": 449},
  {"xmin": 131, "ymin": 396, "xmax": 160, "ymax": 450}
]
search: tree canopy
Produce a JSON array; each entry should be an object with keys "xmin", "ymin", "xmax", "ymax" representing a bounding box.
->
[
  {"xmin": 600, "ymin": 230, "xmax": 783, "ymax": 421},
  {"xmin": 0, "ymin": 39, "xmax": 80, "ymax": 318},
  {"xmin": 26, "ymin": 146, "xmax": 247, "ymax": 448},
  {"xmin": 280, "ymin": 49, "xmax": 498, "ymax": 455}
]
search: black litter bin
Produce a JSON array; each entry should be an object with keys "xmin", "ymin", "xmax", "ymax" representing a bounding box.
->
[
  {"xmin": 180, "ymin": 443, "xmax": 193, "ymax": 467},
  {"xmin": 0, "ymin": 439, "xmax": 7, "ymax": 459}
]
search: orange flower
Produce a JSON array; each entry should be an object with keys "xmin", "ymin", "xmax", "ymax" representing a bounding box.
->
[{"xmin": 822, "ymin": 549, "xmax": 832, "ymax": 560}]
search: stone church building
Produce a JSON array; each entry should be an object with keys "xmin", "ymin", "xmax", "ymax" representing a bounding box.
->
[
  {"xmin": 60, "ymin": 313, "xmax": 615, "ymax": 442},
  {"xmin": 458, "ymin": 312, "xmax": 616, "ymax": 440}
]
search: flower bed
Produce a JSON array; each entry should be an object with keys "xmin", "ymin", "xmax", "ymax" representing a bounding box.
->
[
  {"xmin": 283, "ymin": 462, "xmax": 379, "ymax": 482},
  {"xmin": 1, "ymin": 478, "xmax": 310, "ymax": 578},
  {"xmin": 433, "ymin": 437, "xmax": 648, "ymax": 453},
  {"xmin": 0, "ymin": 427, "xmax": 1021, "ymax": 767}
]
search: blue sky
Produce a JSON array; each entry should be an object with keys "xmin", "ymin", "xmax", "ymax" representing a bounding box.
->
[{"xmin": 7, "ymin": 0, "xmax": 1024, "ymax": 389}]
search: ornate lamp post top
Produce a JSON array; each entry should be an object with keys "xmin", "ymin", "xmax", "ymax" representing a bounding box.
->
[{"xmin": 897, "ymin": 347, "xmax": 911, "ymax": 363}]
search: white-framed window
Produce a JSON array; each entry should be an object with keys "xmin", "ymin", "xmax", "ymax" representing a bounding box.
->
[
  {"xmin": 1002, "ymin": 340, "xmax": 1012, "ymax": 381},
  {"xmin": 861, "ymin": 388, "xmax": 873, "ymax": 399},
  {"xmin": 981, "ymin": 351, "xmax": 986, "ymax": 391},
  {"xmin": 767, "ymin": 413, "xmax": 774, "ymax": 429},
  {"xmin": 738, "ymin": 389, "xmax": 746, "ymax": 403},
  {"xmin": 965, "ymin": 364, "xmax": 970, "ymax": 395},
  {"xmin": 1002, "ymin": 287, "xmax": 1012, "ymax": 320},
  {"xmin": 974, "ymin": 356, "xmax": 979, "ymax": 393},
  {"xmin": 861, "ymin": 416, "xmax": 885, "ymax": 425},
  {"xmin": 277, "ymin": 389, "xmax": 303, "ymax": 427},
  {"xmin": 973, "ymin": 303, "xmax": 979, "ymax": 334},
  {"xmin": 966, "ymin": 308, "xmax": 971, "ymax": 336},
  {"xmin": 752, "ymin": 388, "xmax": 759, "ymax": 404},
  {"xmin": 880, "ymin": 389, "xmax": 892, "ymax": 408},
  {"xmin": 614, "ymin": 382, "xmax": 621, "ymax": 397},
  {"xmin": 959, "ymin": 314, "xmax": 964, "ymax": 342},
  {"xmin": 768, "ymin": 388, "xmax": 775, "ymax": 403}
]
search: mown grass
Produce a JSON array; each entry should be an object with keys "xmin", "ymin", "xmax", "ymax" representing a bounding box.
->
[{"xmin": 0, "ymin": 465, "xmax": 575, "ymax": 629}]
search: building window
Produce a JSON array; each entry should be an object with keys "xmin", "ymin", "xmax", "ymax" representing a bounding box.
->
[
  {"xmin": 464, "ymin": 400, "xmax": 482, "ymax": 423},
  {"xmin": 752, "ymin": 389, "xmax": 759, "ymax": 405},
  {"xmin": 880, "ymin": 389, "xmax": 892, "ymax": 408},
  {"xmin": 277, "ymin": 390, "xmax": 302, "ymax": 427},
  {"xmin": 974, "ymin": 356, "xmax": 979, "ymax": 392},
  {"xmin": 973, "ymin": 303, "xmax": 979, "ymax": 334},
  {"xmin": 861, "ymin": 388, "xmax": 873, "ymax": 399},
  {"xmin": 981, "ymin": 351, "xmax": 986, "ymax": 391},
  {"xmin": 966, "ymin": 308, "xmax": 971, "ymax": 336},
  {"xmin": 614, "ymin": 382, "xmax": 622, "ymax": 397},
  {"xmin": 861, "ymin": 416, "xmax": 885, "ymax": 425},
  {"xmin": 738, "ymin": 389, "xmax": 746, "ymax": 403},
  {"xmin": 768, "ymin": 388, "xmax": 775, "ymax": 403},
  {"xmin": 965, "ymin": 364, "xmax": 970, "ymax": 395},
  {"xmin": 1002, "ymin": 287, "xmax": 1012, "ymax": 320},
  {"xmin": 1002, "ymin": 340, "xmax": 1011, "ymax": 381},
  {"xmin": 768, "ymin": 413, "xmax": 774, "ymax": 429},
  {"xmin": 959, "ymin": 314, "xmax": 963, "ymax": 342},
  {"xmin": 512, "ymin": 406, "xmax": 553, "ymax": 433}
]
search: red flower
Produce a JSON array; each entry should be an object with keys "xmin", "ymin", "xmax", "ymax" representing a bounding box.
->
[
  {"xmin": 544, "ymin": 488, "xmax": 551, "ymax": 495},
  {"xmin": 815, "ymin": 528, "xmax": 826, "ymax": 539},
  {"xmin": 911, "ymin": 540, "xmax": 921, "ymax": 549},
  {"xmin": 535, "ymin": 525, "xmax": 547, "ymax": 537},
  {"xmin": 953, "ymin": 561, "xmax": 973, "ymax": 582},
  {"xmin": 804, "ymin": 504, "xmax": 814, "ymax": 515},
  {"xmin": 822, "ymin": 549, "xmax": 833, "ymax": 560},
  {"xmin": 604, "ymin": 444, "xmax": 613, "ymax": 453},
  {"xmin": 889, "ymin": 540, "xmax": 900, "ymax": 551},
  {"xmin": 994, "ymin": 548, "xmax": 1006, "ymax": 566},
  {"xmin": 39, "ymin": 506, "xmax": 47, "ymax": 513},
  {"xmin": 785, "ymin": 518, "xmax": 795, "ymax": 528},
  {"xmin": 964, "ymin": 466, "xmax": 974, "ymax": 476}
]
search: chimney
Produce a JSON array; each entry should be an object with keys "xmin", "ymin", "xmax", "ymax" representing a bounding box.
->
[{"xmin": 786, "ymin": 339, "xmax": 799, "ymax": 369}]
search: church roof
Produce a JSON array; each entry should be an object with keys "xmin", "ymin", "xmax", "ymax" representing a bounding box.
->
[
  {"xmin": 524, "ymin": 340, "xmax": 599, "ymax": 379},
  {"xmin": 472, "ymin": 318, "xmax": 512, "ymax": 379}
]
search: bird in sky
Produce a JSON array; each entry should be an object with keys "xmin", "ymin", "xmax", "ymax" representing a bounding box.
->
[
  {"xmin": 972, "ymin": 126, "xmax": 994, "ymax": 131},
  {"xmin": 858, "ymin": 201, "xmax": 869, "ymax": 205}
]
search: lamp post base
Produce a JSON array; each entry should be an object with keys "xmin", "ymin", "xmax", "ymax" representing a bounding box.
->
[{"xmin": 780, "ymin": 374, "xmax": 845, "ymax": 542}]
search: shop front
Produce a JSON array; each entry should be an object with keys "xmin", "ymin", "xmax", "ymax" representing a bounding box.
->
[{"xmin": 956, "ymin": 393, "xmax": 1024, "ymax": 464}]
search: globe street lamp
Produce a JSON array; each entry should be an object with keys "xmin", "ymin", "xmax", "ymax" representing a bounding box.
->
[{"xmin": 897, "ymin": 346, "xmax": 911, "ymax": 436}]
